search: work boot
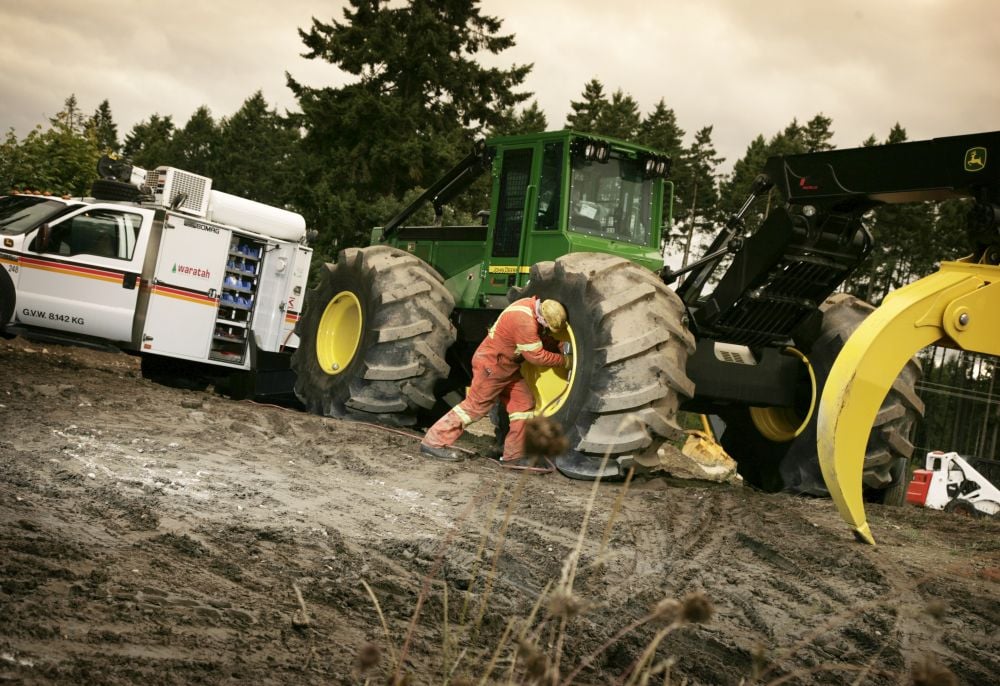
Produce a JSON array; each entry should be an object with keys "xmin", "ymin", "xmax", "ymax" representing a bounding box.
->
[
  {"xmin": 485, "ymin": 442, "xmax": 504, "ymax": 460},
  {"xmin": 420, "ymin": 443, "xmax": 465, "ymax": 462},
  {"xmin": 499, "ymin": 456, "xmax": 554, "ymax": 474}
]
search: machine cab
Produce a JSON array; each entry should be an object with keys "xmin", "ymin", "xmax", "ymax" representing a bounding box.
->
[{"xmin": 376, "ymin": 131, "xmax": 672, "ymax": 309}]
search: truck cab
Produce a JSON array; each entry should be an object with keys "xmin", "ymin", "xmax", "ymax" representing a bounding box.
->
[{"xmin": 1, "ymin": 194, "xmax": 155, "ymax": 342}]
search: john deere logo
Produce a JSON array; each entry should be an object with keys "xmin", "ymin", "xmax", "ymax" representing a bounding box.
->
[{"xmin": 964, "ymin": 147, "xmax": 986, "ymax": 172}]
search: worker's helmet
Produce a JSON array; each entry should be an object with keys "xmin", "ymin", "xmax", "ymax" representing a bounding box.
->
[{"xmin": 540, "ymin": 299, "xmax": 567, "ymax": 332}]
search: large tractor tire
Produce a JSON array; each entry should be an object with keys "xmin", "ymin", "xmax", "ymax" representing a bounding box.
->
[
  {"xmin": 0, "ymin": 266, "xmax": 14, "ymax": 338},
  {"xmin": 721, "ymin": 293, "xmax": 924, "ymax": 502},
  {"xmin": 91, "ymin": 179, "xmax": 142, "ymax": 202},
  {"xmin": 291, "ymin": 246, "xmax": 455, "ymax": 427},
  {"xmin": 513, "ymin": 253, "xmax": 696, "ymax": 480}
]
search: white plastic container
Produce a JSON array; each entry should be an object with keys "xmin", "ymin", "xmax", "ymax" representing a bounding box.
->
[{"xmin": 207, "ymin": 190, "xmax": 306, "ymax": 242}]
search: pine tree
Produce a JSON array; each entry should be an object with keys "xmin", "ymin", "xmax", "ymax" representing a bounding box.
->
[
  {"xmin": 594, "ymin": 89, "xmax": 641, "ymax": 140},
  {"xmin": 638, "ymin": 100, "xmax": 684, "ymax": 156},
  {"xmin": 213, "ymin": 92, "xmax": 301, "ymax": 207},
  {"xmin": 492, "ymin": 100, "xmax": 548, "ymax": 136},
  {"xmin": 168, "ymin": 106, "xmax": 221, "ymax": 177},
  {"xmin": 122, "ymin": 115, "xmax": 176, "ymax": 169},
  {"xmin": 676, "ymin": 126, "xmax": 724, "ymax": 267},
  {"xmin": 289, "ymin": 0, "xmax": 531, "ymax": 252},
  {"xmin": 803, "ymin": 113, "xmax": 834, "ymax": 152},
  {"xmin": 565, "ymin": 79, "xmax": 607, "ymax": 132},
  {"xmin": 86, "ymin": 100, "xmax": 119, "ymax": 154}
]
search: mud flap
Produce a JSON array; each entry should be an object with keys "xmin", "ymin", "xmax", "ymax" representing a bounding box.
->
[{"xmin": 555, "ymin": 450, "xmax": 624, "ymax": 480}]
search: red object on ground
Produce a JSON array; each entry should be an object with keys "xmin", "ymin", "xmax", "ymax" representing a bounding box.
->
[{"xmin": 906, "ymin": 470, "xmax": 933, "ymax": 506}]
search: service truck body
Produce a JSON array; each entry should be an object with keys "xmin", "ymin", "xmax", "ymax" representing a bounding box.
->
[{"xmin": 0, "ymin": 167, "xmax": 312, "ymax": 394}]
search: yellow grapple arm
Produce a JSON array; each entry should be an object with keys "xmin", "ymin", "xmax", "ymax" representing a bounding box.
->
[{"xmin": 818, "ymin": 261, "xmax": 1000, "ymax": 544}]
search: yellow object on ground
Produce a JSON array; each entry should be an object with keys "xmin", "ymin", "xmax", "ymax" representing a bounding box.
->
[
  {"xmin": 636, "ymin": 430, "xmax": 741, "ymax": 484},
  {"xmin": 819, "ymin": 261, "xmax": 1000, "ymax": 544}
]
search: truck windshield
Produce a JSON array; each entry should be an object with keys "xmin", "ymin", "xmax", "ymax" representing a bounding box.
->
[
  {"xmin": 0, "ymin": 196, "xmax": 71, "ymax": 234},
  {"xmin": 569, "ymin": 155, "xmax": 654, "ymax": 246}
]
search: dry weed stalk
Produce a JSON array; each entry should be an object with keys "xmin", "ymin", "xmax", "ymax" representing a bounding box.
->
[
  {"xmin": 460, "ymin": 484, "xmax": 507, "ymax": 625},
  {"xmin": 361, "ymin": 579, "xmax": 398, "ymax": 665},
  {"xmin": 472, "ymin": 471, "xmax": 529, "ymax": 636},
  {"xmin": 391, "ymin": 486, "xmax": 487, "ymax": 685}
]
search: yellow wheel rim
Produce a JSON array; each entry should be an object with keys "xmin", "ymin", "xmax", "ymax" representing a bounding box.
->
[
  {"xmin": 749, "ymin": 347, "xmax": 816, "ymax": 442},
  {"xmin": 749, "ymin": 405, "xmax": 803, "ymax": 443},
  {"xmin": 522, "ymin": 325, "xmax": 577, "ymax": 417},
  {"xmin": 316, "ymin": 291, "xmax": 362, "ymax": 376}
]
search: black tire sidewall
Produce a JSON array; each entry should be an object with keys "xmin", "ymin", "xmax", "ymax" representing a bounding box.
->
[
  {"xmin": 517, "ymin": 267, "xmax": 596, "ymax": 447},
  {"xmin": 91, "ymin": 179, "xmax": 141, "ymax": 202},
  {"xmin": 293, "ymin": 253, "xmax": 375, "ymax": 415},
  {"xmin": 0, "ymin": 266, "xmax": 14, "ymax": 334}
]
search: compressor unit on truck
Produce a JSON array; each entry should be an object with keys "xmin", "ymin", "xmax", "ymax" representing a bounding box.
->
[{"xmin": 0, "ymin": 158, "xmax": 313, "ymax": 396}]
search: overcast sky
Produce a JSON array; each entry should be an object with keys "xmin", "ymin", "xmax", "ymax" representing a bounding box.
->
[{"xmin": 1, "ymin": 0, "xmax": 997, "ymax": 170}]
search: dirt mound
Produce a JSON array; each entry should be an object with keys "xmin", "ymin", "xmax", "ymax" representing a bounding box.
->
[{"xmin": 1, "ymin": 336, "xmax": 997, "ymax": 684}]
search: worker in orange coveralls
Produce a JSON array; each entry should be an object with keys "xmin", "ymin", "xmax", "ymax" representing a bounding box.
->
[{"xmin": 420, "ymin": 297, "xmax": 571, "ymax": 472}]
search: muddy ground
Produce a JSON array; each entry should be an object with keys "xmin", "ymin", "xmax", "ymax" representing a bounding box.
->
[{"xmin": 0, "ymin": 336, "xmax": 997, "ymax": 685}]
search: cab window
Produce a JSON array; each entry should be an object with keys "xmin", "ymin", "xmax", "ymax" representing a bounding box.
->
[
  {"xmin": 569, "ymin": 155, "xmax": 654, "ymax": 246},
  {"xmin": 35, "ymin": 210, "xmax": 142, "ymax": 260}
]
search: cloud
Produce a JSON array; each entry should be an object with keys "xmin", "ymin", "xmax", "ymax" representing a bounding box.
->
[{"xmin": 1, "ymin": 0, "xmax": 997, "ymax": 170}]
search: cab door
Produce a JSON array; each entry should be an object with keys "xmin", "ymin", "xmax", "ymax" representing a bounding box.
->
[
  {"xmin": 483, "ymin": 145, "xmax": 536, "ymax": 306},
  {"xmin": 16, "ymin": 205, "xmax": 153, "ymax": 342}
]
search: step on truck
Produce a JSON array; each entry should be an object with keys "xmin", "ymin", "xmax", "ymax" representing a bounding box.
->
[
  {"xmin": 0, "ymin": 158, "xmax": 313, "ymax": 396},
  {"xmin": 291, "ymin": 128, "xmax": 1000, "ymax": 539}
]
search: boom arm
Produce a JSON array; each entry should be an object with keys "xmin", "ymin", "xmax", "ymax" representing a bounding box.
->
[
  {"xmin": 379, "ymin": 140, "xmax": 494, "ymax": 243},
  {"xmin": 678, "ymin": 131, "xmax": 1000, "ymax": 348}
]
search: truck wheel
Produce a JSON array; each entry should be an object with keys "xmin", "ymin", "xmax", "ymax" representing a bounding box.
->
[
  {"xmin": 291, "ymin": 246, "xmax": 455, "ymax": 427},
  {"xmin": 514, "ymin": 253, "xmax": 696, "ymax": 480},
  {"xmin": 784, "ymin": 294, "xmax": 924, "ymax": 497},
  {"xmin": 943, "ymin": 498, "xmax": 982, "ymax": 518},
  {"xmin": 0, "ymin": 266, "xmax": 14, "ymax": 338},
  {"xmin": 91, "ymin": 179, "xmax": 142, "ymax": 202},
  {"xmin": 722, "ymin": 294, "xmax": 924, "ymax": 499}
]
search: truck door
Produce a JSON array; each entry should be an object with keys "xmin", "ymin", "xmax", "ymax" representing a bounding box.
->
[
  {"xmin": 16, "ymin": 205, "xmax": 152, "ymax": 341},
  {"xmin": 141, "ymin": 214, "xmax": 229, "ymax": 361},
  {"xmin": 483, "ymin": 145, "xmax": 535, "ymax": 304}
]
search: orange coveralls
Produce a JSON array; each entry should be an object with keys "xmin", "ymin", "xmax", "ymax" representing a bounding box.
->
[{"xmin": 423, "ymin": 296, "xmax": 566, "ymax": 459}]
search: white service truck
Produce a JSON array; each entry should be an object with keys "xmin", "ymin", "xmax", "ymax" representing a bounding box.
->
[{"xmin": 0, "ymin": 160, "xmax": 313, "ymax": 396}]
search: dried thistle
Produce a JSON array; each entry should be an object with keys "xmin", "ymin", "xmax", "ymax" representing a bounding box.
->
[
  {"xmin": 924, "ymin": 599, "xmax": 947, "ymax": 621},
  {"xmin": 355, "ymin": 641, "xmax": 380, "ymax": 671},
  {"xmin": 912, "ymin": 656, "xmax": 958, "ymax": 686},
  {"xmin": 650, "ymin": 597, "xmax": 681, "ymax": 624},
  {"xmin": 680, "ymin": 592, "xmax": 713, "ymax": 624},
  {"xmin": 547, "ymin": 588, "xmax": 585, "ymax": 620},
  {"xmin": 524, "ymin": 416, "xmax": 569, "ymax": 458},
  {"xmin": 750, "ymin": 643, "xmax": 769, "ymax": 679},
  {"xmin": 517, "ymin": 638, "xmax": 550, "ymax": 681}
]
